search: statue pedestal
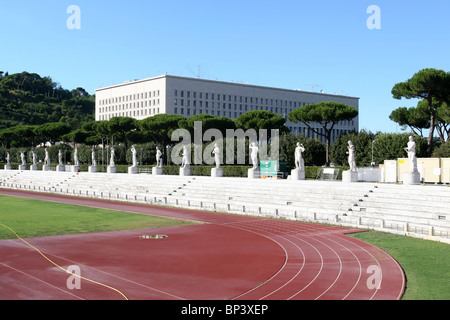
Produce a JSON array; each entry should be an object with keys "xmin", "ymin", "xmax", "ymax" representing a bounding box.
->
[
  {"xmin": 56, "ymin": 165, "xmax": 65, "ymax": 172},
  {"xmin": 42, "ymin": 165, "xmax": 50, "ymax": 172},
  {"xmin": 88, "ymin": 165, "xmax": 97, "ymax": 173},
  {"xmin": 248, "ymin": 168, "xmax": 260, "ymax": 179},
  {"xmin": 128, "ymin": 166, "xmax": 138, "ymax": 174},
  {"xmin": 179, "ymin": 166, "xmax": 191, "ymax": 176},
  {"xmin": 18, "ymin": 165, "xmax": 27, "ymax": 171},
  {"xmin": 107, "ymin": 166, "xmax": 116, "ymax": 174},
  {"xmin": 342, "ymin": 170, "xmax": 358, "ymax": 183},
  {"xmin": 152, "ymin": 166, "xmax": 163, "ymax": 175},
  {"xmin": 211, "ymin": 167, "xmax": 223, "ymax": 177},
  {"xmin": 290, "ymin": 169, "xmax": 305, "ymax": 180},
  {"xmin": 30, "ymin": 164, "xmax": 38, "ymax": 171},
  {"xmin": 403, "ymin": 171, "xmax": 420, "ymax": 185},
  {"xmin": 4, "ymin": 164, "xmax": 11, "ymax": 170}
]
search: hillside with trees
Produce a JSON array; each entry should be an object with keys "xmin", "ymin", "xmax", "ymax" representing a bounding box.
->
[{"xmin": 0, "ymin": 71, "xmax": 94, "ymax": 130}]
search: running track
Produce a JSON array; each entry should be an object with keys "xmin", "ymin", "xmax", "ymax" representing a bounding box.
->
[{"xmin": 0, "ymin": 189, "xmax": 405, "ymax": 300}]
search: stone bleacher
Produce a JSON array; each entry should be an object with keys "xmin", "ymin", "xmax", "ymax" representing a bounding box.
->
[{"xmin": 0, "ymin": 169, "xmax": 449, "ymax": 243}]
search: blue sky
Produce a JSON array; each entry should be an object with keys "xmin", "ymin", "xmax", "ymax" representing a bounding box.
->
[{"xmin": 1, "ymin": 0, "xmax": 449, "ymax": 134}]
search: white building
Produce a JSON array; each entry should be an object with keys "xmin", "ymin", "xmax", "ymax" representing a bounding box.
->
[{"xmin": 95, "ymin": 75, "xmax": 359, "ymax": 143}]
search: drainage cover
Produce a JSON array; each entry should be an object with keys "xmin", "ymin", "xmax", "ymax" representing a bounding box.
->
[{"xmin": 140, "ymin": 235, "xmax": 168, "ymax": 239}]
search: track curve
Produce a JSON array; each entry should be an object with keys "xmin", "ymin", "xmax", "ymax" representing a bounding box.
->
[{"xmin": 0, "ymin": 189, "xmax": 405, "ymax": 300}]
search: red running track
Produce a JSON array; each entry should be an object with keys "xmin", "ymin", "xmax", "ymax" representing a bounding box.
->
[{"xmin": 0, "ymin": 189, "xmax": 405, "ymax": 300}]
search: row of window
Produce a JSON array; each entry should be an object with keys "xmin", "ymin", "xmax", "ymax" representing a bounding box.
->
[
  {"xmin": 173, "ymin": 90, "xmax": 309, "ymax": 109},
  {"xmin": 98, "ymin": 99, "xmax": 160, "ymax": 114},
  {"xmin": 98, "ymin": 90, "xmax": 161, "ymax": 106},
  {"xmin": 174, "ymin": 100, "xmax": 294, "ymax": 115},
  {"xmin": 98, "ymin": 108, "xmax": 161, "ymax": 120}
]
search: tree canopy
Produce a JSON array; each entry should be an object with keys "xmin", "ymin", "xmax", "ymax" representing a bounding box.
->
[
  {"xmin": 234, "ymin": 110, "xmax": 289, "ymax": 137},
  {"xmin": 288, "ymin": 101, "xmax": 358, "ymax": 165},
  {"xmin": 391, "ymin": 68, "xmax": 450, "ymax": 154},
  {"xmin": 0, "ymin": 71, "xmax": 94, "ymax": 131},
  {"xmin": 389, "ymin": 104, "xmax": 430, "ymax": 137}
]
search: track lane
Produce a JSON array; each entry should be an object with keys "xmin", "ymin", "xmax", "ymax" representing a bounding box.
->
[{"xmin": 0, "ymin": 188, "xmax": 405, "ymax": 300}]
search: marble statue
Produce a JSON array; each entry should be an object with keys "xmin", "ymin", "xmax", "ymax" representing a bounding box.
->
[
  {"xmin": 294, "ymin": 142, "xmax": 305, "ymax": 170},
  {"xmin": 56, "ymin": 149, "xmax": 65, "ymax": 171},
  {"xmin": 88, "ymin": 147, "xmax": 97, "ymax": 173},
  {"xmin": 211, "ymin": 143, "xmax": 223, "ymax": 177},
  {"xmin": 250, "ymin": 142, "xmax": 259, "ymax": 169},
  {"xmin": 153, "ymin": 146, "xmax": 163, "ymax": 175},
  {"xmin": 32, "ymin": 151, "xmax": 37, "ymax": 165},
  {"xmin": 18, "ymin": 151, "xmax": 27, "ymax": 170},
  {"xmin": 179, "ymin": 145, "xmax": 191, "ymax": 176},
  {"xmin": 248, "ymin": 142, "xmax": 260, "ymax": 178},
  {"xmin": 291, "ymin": 142, "xmax": 306, "ymax": 180},
  {"xmin": 213, "ymin": 143, "xmax": 221, "ymax": 169},
  {"xmin": 181, "ymin": 145, "xmax": 190, "ymax": 168},
  {"xmin": 110, "ymin": 146, "xmax": 115, "ymax": 167},
  {"xmin": 405, "ymin": 135, "xmax": 418, "ymax": 173},
  {"xmin": 30, "ymin": 151, "xmax": 38, "ymax": 171},
  {"xmin": 342, "ymin": 140, "xmax": 357, "ymax": 182},
  {"xmin": 131, "ymin": 145, "xmax": 137, "ymax": 167},
  {"xmin": 20, "ymin": 152, "xmax": 26, "ymax": 166},
  {"xmin": 58, "ymin": 150, "xmax": 63, "ymax": 166},
  {"xmin": 91, "ymin": 147, "xmax": 97, "ymax": 166},
  {"xmin": 403, "ymin": 136, "xmax": 420, "ymax": 184},
  {"xmin": 4, "ymin": 152, "xmax": 11, "ymax": 170},
  {"xmin": 108, "ymin": 146, "xmax": 116, "ymax": 173},
  {"xmin": 42, "ymin": 148, "xmax": 50, "ymax": 171},
  {"xmin": 156, "ymin": 147, "xmax": 162, "ymax": 168},
  {"xmin": 74, "ymin": 147, "xmax": 79, "ymax": 167},
  {"xmin": 128, "ymin": 145, "xmax": 138, "ymax": 174},
  {"xmin": 347, "ymin": 140, "xmax": 357, "ymax": 172},
  {"xmin": 44, "ymin": 148, "xmax": 50, "ymax": 165}
]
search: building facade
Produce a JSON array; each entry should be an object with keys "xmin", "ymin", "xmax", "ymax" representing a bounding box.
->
[{"xmin": 95, "ymin": 75, "xmax": 359, "ymax": 143}]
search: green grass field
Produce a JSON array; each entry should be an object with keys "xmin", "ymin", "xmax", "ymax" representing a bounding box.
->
[
  {"xmin": 350, "ymin": 231, "xmax": 450, "ymax": 300},
  {"xmin": 0, "ymin": 195, "xmax": 195, "ymax": 240},
  {"xmin": 0, "ymin": 194, "xmax": 448, "ymax": 300}
]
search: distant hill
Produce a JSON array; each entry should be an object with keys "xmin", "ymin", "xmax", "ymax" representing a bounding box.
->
[{"xmin": 0, "ymin": 71, "xmax": 95, "ymax": 130}]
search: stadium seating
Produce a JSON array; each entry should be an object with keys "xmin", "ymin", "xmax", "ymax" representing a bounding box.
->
[{"xmin": 1, "ymin": 169, "xmax": 449, "ymax": 243}]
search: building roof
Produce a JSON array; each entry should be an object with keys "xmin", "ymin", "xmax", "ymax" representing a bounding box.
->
[{"xmin": 96, "ymin": 74, "xmax": 359, "ymax": 100}]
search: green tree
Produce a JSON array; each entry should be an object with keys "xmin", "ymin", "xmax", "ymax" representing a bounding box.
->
[
  {"xmin": 279, "ymin": 133, "xmax": 326, "ymax": 168},
  {"xmin": 107, "ymin": 117, "xmax": 138, "ymax": 151},
  {"xmin": 432, "ymin": 141, "xmax": 450, "ymax": 158},
  {"xmin": 389, "ymin": 104, "xmax": 430, "ymax": 137},
  {"xmin": 33, "ymin": 122, "xmax": 72, "ymax": 145},
  {"xmin": 372, "ymin": 133, "xmax": 428, "ymax": 164},
  {"xmin": 330, "ymin": 130, "xmax": 377, "ymax": 167},
  {"xmin": 234, "ymin": 110, "xmax": 289, "ymax": 139},
  {"xmin": 392, "ymin": 68, "xmax": 450, "ymax": 154},
  {"xmin": 435, "ymin": 100, "xmax": 450, "ymax": 143},
  {"xmin": 178, "ymin": 114, "xmax": 236, "ymax": 137},
  {"xmin": 139, "ymin": 114, "xmax": 186, "ymax": 161},
  {"xmin": 288, "ymin": 101, "xmax": 358, "ymax": 165}
]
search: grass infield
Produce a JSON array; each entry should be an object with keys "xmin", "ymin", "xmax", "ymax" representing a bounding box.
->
[
  {"xmin": 0, "ymin": 195, "xmax": 195, "ymax": 240},
  {"xmin": 0, "ymin": 195, "xmax": 448, "ymax": 300},
  {"xmin": 350, "ymin": 231, "xmax": 450, "ymax": 300}
]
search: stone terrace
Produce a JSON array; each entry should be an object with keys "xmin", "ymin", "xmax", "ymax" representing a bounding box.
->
[{"xmin": 1, "ymin": 169, "xmax": 449, "ymax": 243}]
